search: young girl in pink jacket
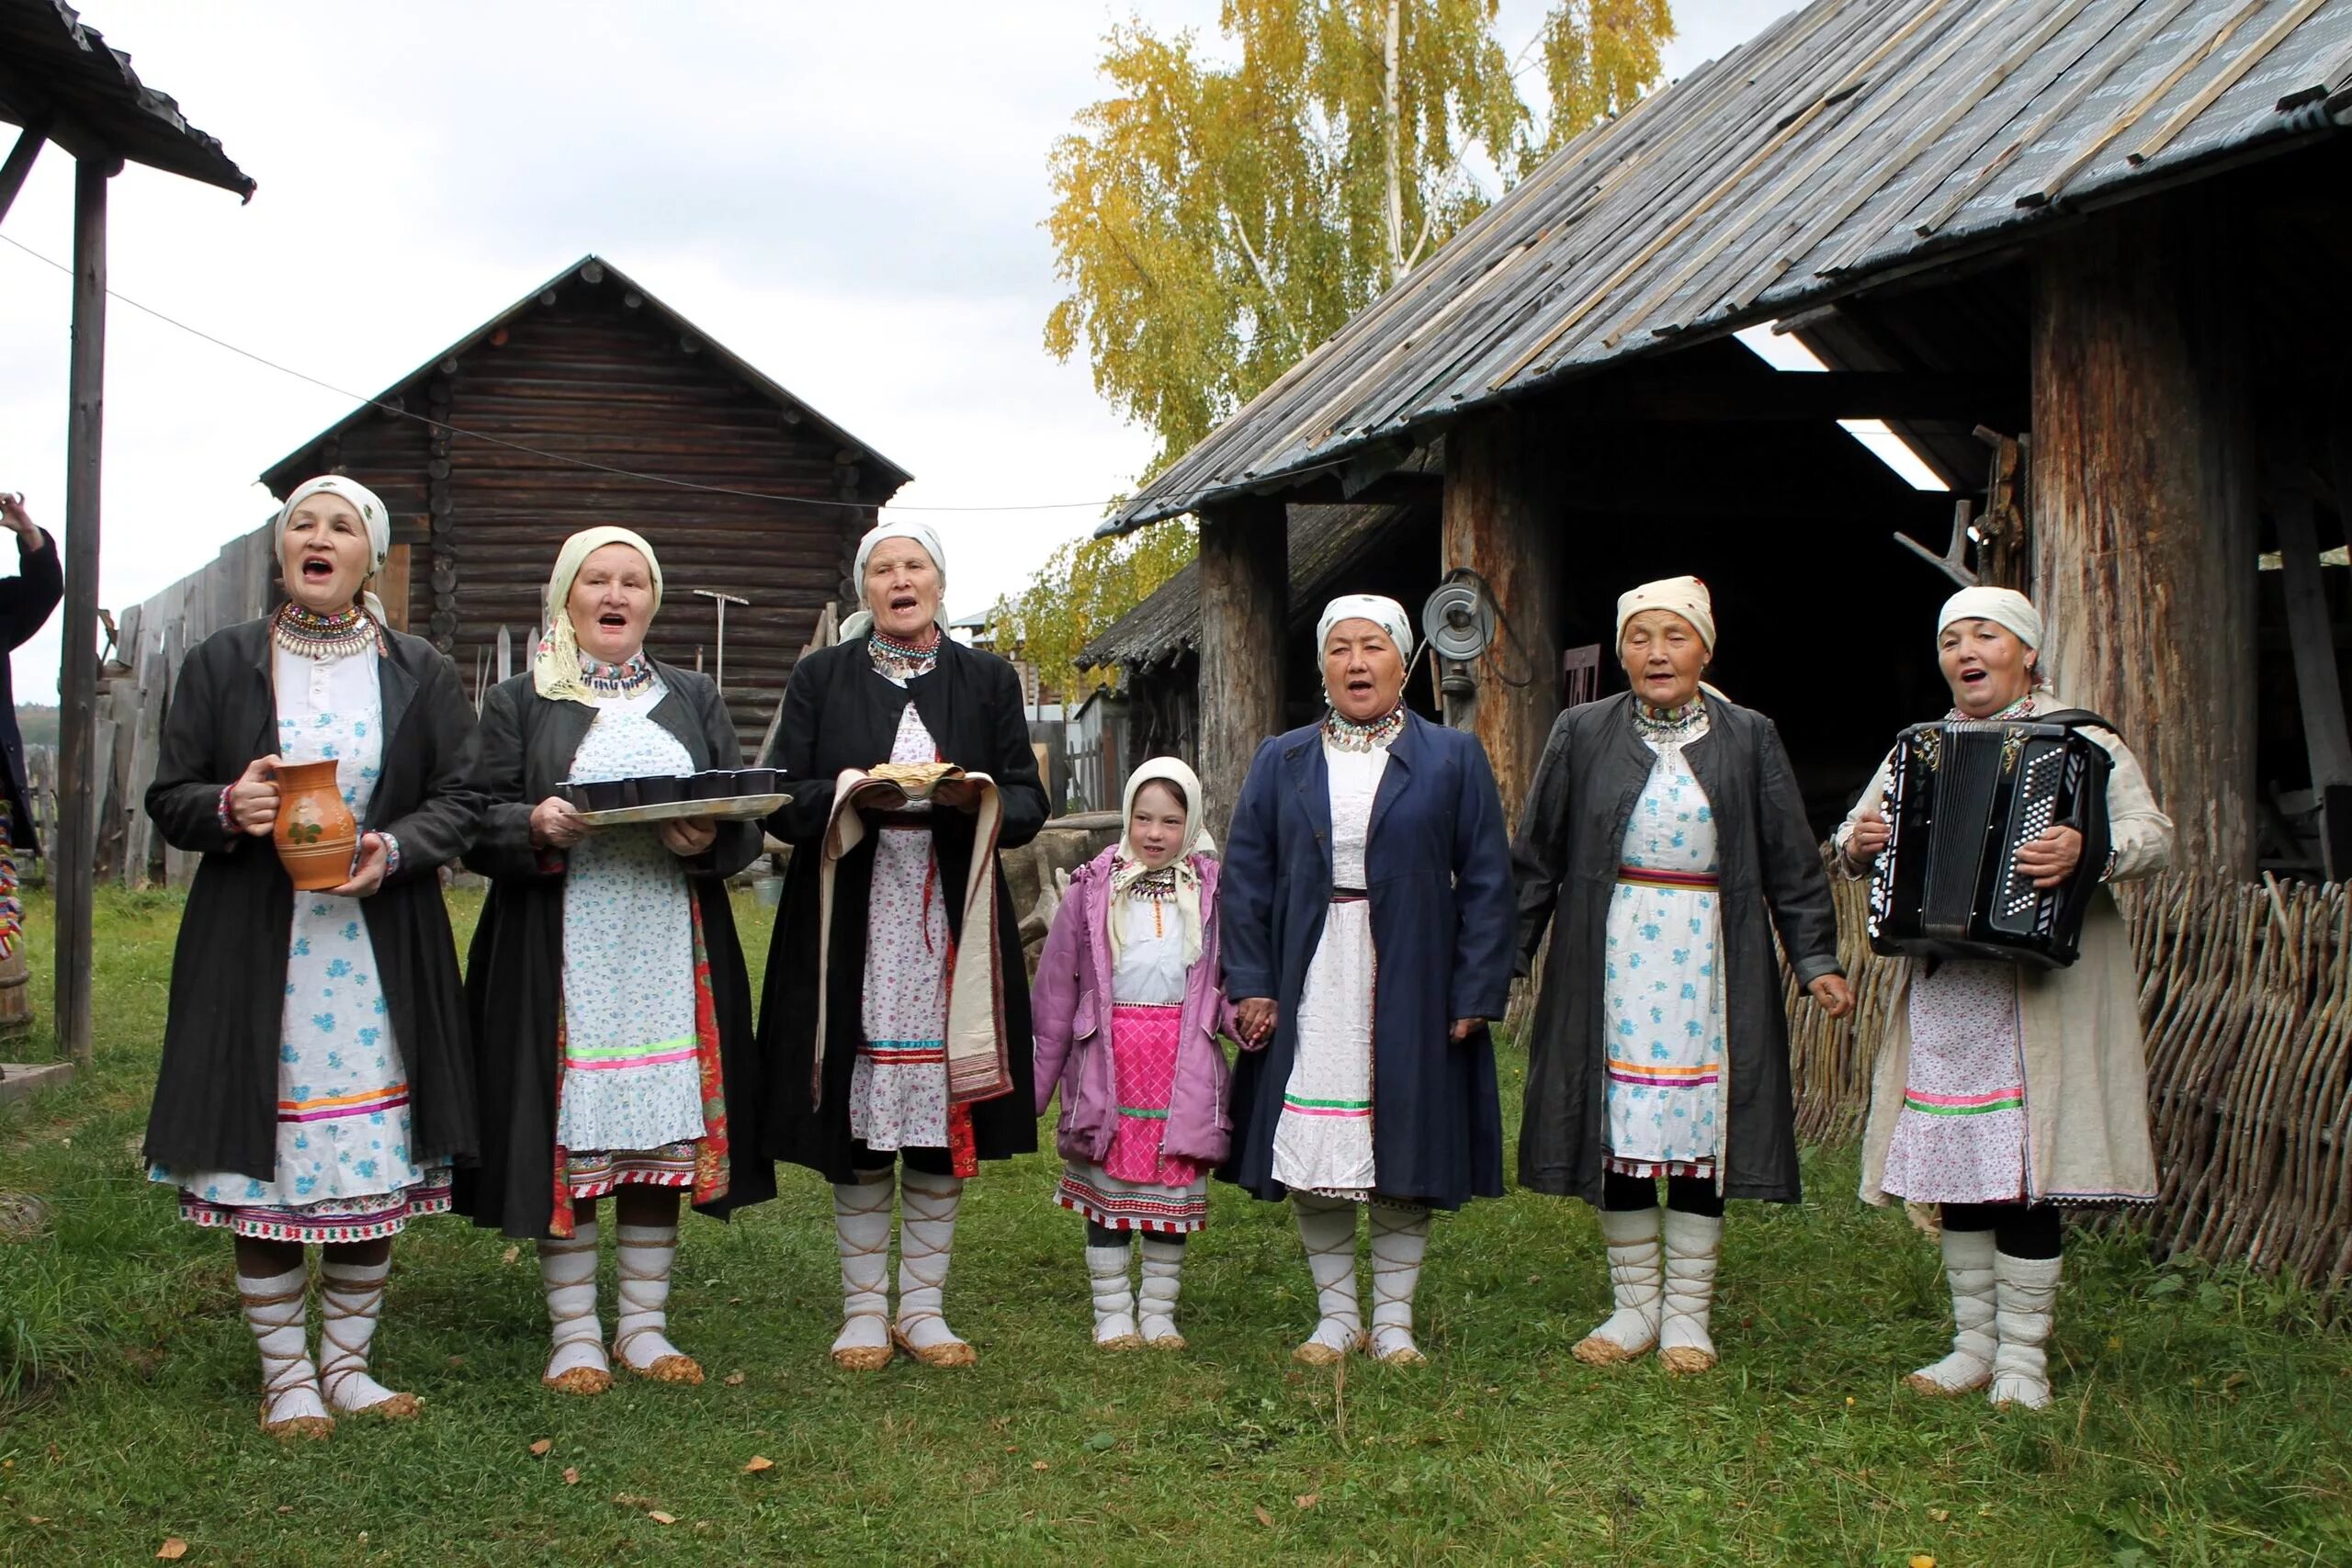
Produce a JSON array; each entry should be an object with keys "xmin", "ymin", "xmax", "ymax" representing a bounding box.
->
[{"xmin": 1033, "ymin": 757, "xmax": 1238, "ymax": 1350}]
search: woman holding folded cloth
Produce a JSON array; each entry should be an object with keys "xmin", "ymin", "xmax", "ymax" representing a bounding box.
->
[
  {"xmin": 759, "ymin": 521, "xmax": 1047, "ymax": 1370},
  {"xmin": 458, "ymin": 525, "xmax": 771, "ymax": 1395},
  {"xmin": 1836, "ymin": 586, "xmax": 2172, "ymax": 1411}
]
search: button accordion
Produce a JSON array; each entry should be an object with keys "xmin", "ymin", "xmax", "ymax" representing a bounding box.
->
[{"xmin": 1865, "ymin": 714, "xmax": 2114, "ymax": 969}]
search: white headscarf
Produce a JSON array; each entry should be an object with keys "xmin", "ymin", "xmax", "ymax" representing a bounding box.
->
[
  {"xmin": 277, "ymin": 475, "xmax": 392, "ymax": 624},
  {"xmin": 532, "ymin": 525, "xmax": 664, "ymax": 703},
  {"xmin": 1938, "ymin": 585, "xmax": 2042, "ymax": 649},
  {"xmin": 840, "ymin": 520, "xmax": 949, "ymax": 641},
  {"xmin": 1615, "ymin": 575, "xmax": 1716, "ymax": 652},
  {"xmin": 1109, "ymin": 755, "xmax": 1213, "ymax": 967},
  {"xmin": 1316, "ymin": 594, "xmax": 1414, "ymax": 660}
]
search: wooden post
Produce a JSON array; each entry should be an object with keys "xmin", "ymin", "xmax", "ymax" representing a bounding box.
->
[
  {"xmin": 1194, "ymin": 497, "xmax": 1287, "ymax": 845},
  {"xmin": 2275, "ymin": 492, "xmax": 2352, "ymax": 880},
  {"xmin": 1441, "ymin": 405, "xmax": 1563, "ymax": 824},
  {"xmin": 56, "ymin": 158, "xmax": 110, "ymax": 1068},
  {"xmin": 0, "ymin": 125, "xmax": 44, "ymax": 227},
  {"xmin": 2030, "ymin": 197, "xmax": 2258, "ymax": 880}
]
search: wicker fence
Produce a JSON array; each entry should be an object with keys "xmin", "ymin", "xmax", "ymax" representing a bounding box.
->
[{"xmin": 1781, "ymin": 870, "xmax": 2352, "ymax": 1298}]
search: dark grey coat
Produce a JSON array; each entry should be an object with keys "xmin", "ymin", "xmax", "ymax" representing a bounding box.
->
[{"xmin": 1512, "ymin": 694, "xmax": 1842, "ymax": 1204}]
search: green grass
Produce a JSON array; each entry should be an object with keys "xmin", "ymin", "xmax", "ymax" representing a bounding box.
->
[{"xmin": 2, "ymin": 887, "xmax": 2347, "ymax": 1566}]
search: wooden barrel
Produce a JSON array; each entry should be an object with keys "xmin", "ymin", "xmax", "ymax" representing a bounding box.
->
[{"xmin": 0, "ymin": 937, "xmax": 33, "ymax": 1037}]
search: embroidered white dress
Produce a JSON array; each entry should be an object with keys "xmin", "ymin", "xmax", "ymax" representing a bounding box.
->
[
  {"xmin": 557, "ymin": 681, "xmax": 705, "ymax": 1172},
  {"xmin": 1602, "ymin": 704, "xmax": 1728, "ymax": 1177},
  {"xmin": 154, "ymin": 645, "xmax": 449, "ymax": 1242},
  {"xmin": 1272, "ymin": 738, "xmax": 1387, "ymax": 1200},
  {"xmin": 852, "ymin": 697, "xmax": 952, "ymax": 1151}
]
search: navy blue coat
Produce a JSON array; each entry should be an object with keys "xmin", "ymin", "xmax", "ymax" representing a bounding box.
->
[{"xmin": 1219, "ymin": 711, "xmax": 1516, "ymax": 1211}]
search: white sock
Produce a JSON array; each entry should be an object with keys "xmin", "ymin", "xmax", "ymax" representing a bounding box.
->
[
  {"xmin": 1292, "ymin": 1194, "xmax": 1362, "ymax": 1357},
  {"xmin": 1658, "ymin": 1209, "xmax": 1724, "ymax": 1372},
  {"xmin": 896, "ymin": 1168, "xmax": 971, "ymax": 1359},
  {"xmin": 1137, "ymin": 1237, "xmax": 1186, "ymax": 1348},
  {"xmin": 1989, "ymin": 1251, "xmax": 2062, "ymax": 1410},
  {"xmin": 1577, "ymin": 1207, "xmax": 1663, "ymax": 1361},
  {"xmin": 1369, "ymin": 1205, "xmax": 1431, "ymax": 1362},
  {"xmin": 1087, "ymin": 1242, "xmax": 1141, "ymax": 1348},
  {"xmin": 240, "ymin": 1263, "xmax": 330, "ymax": 1431},
  {"xmin": 614, "ymin": 1223, "xmax": 695, "ymax": 1376},
  {"xmin": 1907, "ymin": 1227, "xmax": 1998, "ymax": 1395},
  {"xmin": 537, "ymin": 1221, "xmax": 607, "ymax": 1385},
  {"xmin": 317, "ymin": 1256, "xmax": 411, "ymax": 1415},
  {"xmin": 832, "ymin": 1175, "xmax": 895, "ymax": 1362}
]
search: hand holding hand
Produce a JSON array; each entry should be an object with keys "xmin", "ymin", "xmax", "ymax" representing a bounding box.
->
[
  {"xmin": 658, "ymin": 816, "xmax": 718, "ymax": 857},
  {"xmin": 530, "ymin": 795, "xmax": 590, "ymax": 850},
  {"xmin": 327, "ymin": 832, "xmax": 390, "ymax": 897},
  {"xmin": 229, "ymin": 755, "xmax": 283, "ymax": 837},
  {"xmin": 2014, "ymin": 825, "xmax": 2083, "ymax": 889},
  {"xmin": 1807, "ymin": 974, "xmax": 1856, "ymax": 1020},
  {"xmin": 1845, "ymin": 807, "xmax": 1890, "ymax": 865},
  {"xmin": 1235, "ymin": 998, "xmax": 1278, "ymax": 1046}
]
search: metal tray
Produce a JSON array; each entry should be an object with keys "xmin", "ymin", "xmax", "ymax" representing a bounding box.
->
[{"xmin": 574, "ymin": 792, "xmax": 788, "ymax": 829}]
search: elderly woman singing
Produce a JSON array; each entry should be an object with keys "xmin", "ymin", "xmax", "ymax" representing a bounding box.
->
[
  {"xmin": 1222, "ymin": 595, "xmax": 1515, "ymax": 1366},
  {"xmin": 143, "ymin": 476, "xmax": 482, "ymax": 1437},
  {"xmin": 458, "ymin": 527, "xmax": 772, "ymax": 1395},
  {"xmin": 1513, "ymin": 577, "xmax": 1851, "ymax": 1375},
  {"xmin": 761, "ymin": 522, "xmax": 1047, "ymax": 1370},
  {"xmin": 1838, "ymin": 587, "xmax": 2172, "ymax": 1411}
]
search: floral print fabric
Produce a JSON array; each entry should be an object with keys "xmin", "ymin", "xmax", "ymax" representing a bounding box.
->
[
  {"xmin": 852, "ymin": 700, "xmax": 952, "ymax": 1152},
  {"xmin": 1881, "ymin": 959, "xmax": 2029, "ymax": 1203}
]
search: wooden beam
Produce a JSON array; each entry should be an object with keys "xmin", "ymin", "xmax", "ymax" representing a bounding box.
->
[
  {"xmin": 1195, "ymin": 497, "xmax": 1287, "ymax": 845},
  {"xmin": 1442, "ymin": 406, "xmax": 1562, "ymax": 825},
  {"xmin": 378, "ymin": 542, "xmax": 413, "ymax": 633},
  {"xmin": 0, "ymin": 124, "xmax": 44, "ymax": 227},
  {"xmin": 2275, "ymin": 491, "xmax": 2352, "ymax": 880},
  {"xmin": 2031, "ymin": 195, "xmax": 2258, "ymax": 880},
  {"xmin": 1561, "ymin": 371, "xmax": 2021, "ymax": 424},
  {"xmin": 55, "ymin": 158, "xmax": 108, "ymax": 1069}
]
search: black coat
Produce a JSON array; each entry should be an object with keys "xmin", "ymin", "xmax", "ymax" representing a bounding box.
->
[
  {"xmin": 0, "ymin": 529, "xmax": 63, "ymax": 852},
  {"xmin": 141, "ymin": 619, "xmax": 482, "ymax": 1179},
  {"xmin": 454, "ymin": 666, "xmax": 774, "ymax": 1240},
  {"xmin": 1511, "ymin": 694, "xmax": 1842, "ymax": 1204},
  {"xmin": 1218, "ymin": 712, "xmax": 1517, "ymax": 1211},
  {"xmin": 757, "ymin": 637, "xmax": 1047, "ymax": 1183}
]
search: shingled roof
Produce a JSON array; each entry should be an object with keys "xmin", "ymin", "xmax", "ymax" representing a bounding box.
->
[
  {"xmin": 0, "ymin": 0, "xmax": 253, "ymax": 197},
  {"xmin": 1105, "ymin": 0, "xmax": 2352, "ymax": 533}
]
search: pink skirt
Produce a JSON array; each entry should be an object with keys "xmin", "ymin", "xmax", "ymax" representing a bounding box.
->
[{"xmin": 1100, "ymin": 1003, "xmax": 1204, "ymax": 1187}]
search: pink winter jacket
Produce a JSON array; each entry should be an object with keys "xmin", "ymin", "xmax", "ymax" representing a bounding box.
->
[{"xmin": 1031, "ymin": 846, "xmax": 1242, "ymax": 1167}]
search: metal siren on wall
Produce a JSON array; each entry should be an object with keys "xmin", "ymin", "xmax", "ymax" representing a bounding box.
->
[{"xmin": 1421, "ymin": 571, "xmax": 1497, "ymax": 724}]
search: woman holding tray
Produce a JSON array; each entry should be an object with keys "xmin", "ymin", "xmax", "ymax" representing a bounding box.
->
[
  {"xmin": 143, "ymin": 475, "xmax": 482, "ymax": 1438},
  {"xmin": 458, "ymin": 525, "xmax": 772, "ymax": 1395},
  {"xmin": 760, "ymin": 520, "xmax": 1047, "ymax": 1370}
]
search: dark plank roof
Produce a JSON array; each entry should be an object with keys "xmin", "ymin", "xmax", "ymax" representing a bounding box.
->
[
  {"xmin": 1080, "ymin": 503, "xmax": 1418, "ymax": 672},
  {"xmin": 1106, "ymin": 0, "xmax": 2352, "ymax": 533},
  {"xmin": 0, "ymin": 0, "xmax": 252, "ymax": 197},
  {"xmin": 259, "ymin": 254, "xmax": 913, "ymax": 502}
]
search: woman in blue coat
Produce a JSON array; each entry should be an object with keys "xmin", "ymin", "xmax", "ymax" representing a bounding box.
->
[{"xmin": 1221, "ymin": 593, "xmax": 1515, "ymax": 1367}]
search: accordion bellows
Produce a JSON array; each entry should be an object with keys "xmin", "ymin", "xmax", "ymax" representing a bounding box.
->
[{"xmin": 1867, "ymin": 720, "xmax": 2113, "ymax": 969}]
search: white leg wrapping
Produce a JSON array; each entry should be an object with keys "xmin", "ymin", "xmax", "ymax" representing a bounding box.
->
[
  {"xmin": 1291, "ymin": 1194, "xmax": 1363, "ymax": 1365},
  {"xmin": 240, "ymin": 1262, "xmax": 332, "ymax": 1437},
  {"xmin": 1137, "ymin": 1237, "xmax": 1187, "ymax": 1349},
  {"xmin": 894, "ymin": 1168, "xmax": 975, "ymax": 1366},
  {"xmin": 1657, "ymin": 1208, "xmax": 1724, "ymax": 1374},
  {"xmin": 831, "ymin": 1174, "xmax": 895, "ymax": 1370},
  {"xmin": 614, "ymin": 1223, "xmax": 701, "ymax": 1383},
  {"xmin": 1575, "ymin": 1207, "xmax": 1663, "ymax": 1365},
  {"xmin": 1368, "ymin": 1205, "xmax": 1431, "ymax": 1365},
  {"xmin": 1087, "ymin": 1242, "xmax": 1142, "ymax": 1349},
  {"xmin": 538, "ymin": 1221, "xmax": 609, "ymax": 1393},
  {"xmin": 1988, "ymin": 1251, "xmax": 2062, "ymax": 1411},
  {"xmin": 318, "ymin": 1256, "xmax": 418, "ymax": 1417},
  {"xmin": 1906, "ymin": 1227, "xmax": 1998, "ymax": 1396}
]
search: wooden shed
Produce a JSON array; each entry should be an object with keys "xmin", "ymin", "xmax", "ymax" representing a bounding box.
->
[{"xmin": 257, "ymin": 254, "xmax": 911, "ymax": 748}]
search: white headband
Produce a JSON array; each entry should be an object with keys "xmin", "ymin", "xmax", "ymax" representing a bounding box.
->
[
  {"xmin": 277, "ymin": 474, "xmax": 392, "ymax": 622},
  {"xmin": 1938, "ymin": 585, "xmax": 2041, "ymax": 650},
  {"xmin": 1316, "ymin": 593, "xmax": 1414, "ymax": 661},
  {"xmin": 842, "ymin": 520, "xmax": 949, "ymax": 639},
  {"xmin": 1616, "ymin": 575, "xmax": 1716, "ymax": 652}
]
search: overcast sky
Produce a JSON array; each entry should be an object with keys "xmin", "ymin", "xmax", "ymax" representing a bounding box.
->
[{"xmin": 0, "ymin": 0, "xmax": 1792, "ymax": 703}]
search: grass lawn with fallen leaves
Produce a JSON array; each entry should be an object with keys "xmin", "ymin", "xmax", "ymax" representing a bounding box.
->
[{"xmin": 3, "ymin": 886, "xmax": 2349, "ymax": 1566}]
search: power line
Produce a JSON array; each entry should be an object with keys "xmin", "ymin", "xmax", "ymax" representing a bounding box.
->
[{"xmin": 0, "ymin": 232, "xmax": 1135, "ymax": 514}]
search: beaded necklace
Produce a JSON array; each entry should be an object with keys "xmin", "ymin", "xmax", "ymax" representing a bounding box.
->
[
  {"xmin": 868, "ymin": 626, "xmax": 941, "ymax": 682},
  {"xmin": 1633, "ymin": 694, "xmax": 1707, "ymax": 745},
  {"xmin": 1323, "ymin": 704, "xmax": 1406, "ymax": 752},
  {"xmin": 1123, "ymin": 863, "xmax": 1179, "ymax": 938},
  {"xmin": 580, "ymin": 650, "xmax": 658, "ymax": 698},
  {"xmin": 272, "ymin": 601, "xmax": 381, "ymax": 661}
]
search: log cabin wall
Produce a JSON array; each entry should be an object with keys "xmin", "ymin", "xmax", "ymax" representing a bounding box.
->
[{"xmin": 260, "ymin": 257, "xmax": 906, "ymax": 752}]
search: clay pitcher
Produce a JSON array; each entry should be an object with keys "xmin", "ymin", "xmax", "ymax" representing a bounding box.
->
[{"xmin": 273, "ymin": 760, "xmax": 358, "ymax": 892}]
